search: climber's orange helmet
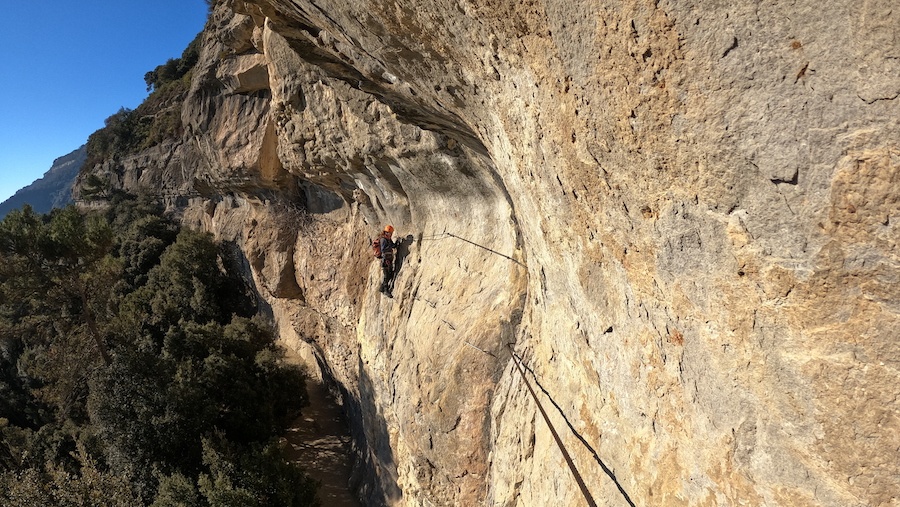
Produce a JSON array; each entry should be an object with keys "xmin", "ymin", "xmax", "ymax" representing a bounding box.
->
[{"xmin": 384, "ymin": 225, "xmax": 394, "ymax": 235}]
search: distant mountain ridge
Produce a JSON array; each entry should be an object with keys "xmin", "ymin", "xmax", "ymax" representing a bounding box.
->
[{"xmin": 0, "ymin": 145, "xmax": 86, "ymax": 218}]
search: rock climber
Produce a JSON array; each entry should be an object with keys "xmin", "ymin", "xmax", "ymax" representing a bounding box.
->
[{"xmin": 378, "ymin": 225, "xmax": 399, "ymax": 297}]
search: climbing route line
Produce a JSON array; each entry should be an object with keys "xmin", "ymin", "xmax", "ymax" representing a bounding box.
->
[
  {"xmin": 515, "ymin": 348, "xmax": 637, "ymax": 507},
  {"xmin": 422, "ymin": 231, "xmax": 524, "ymax": 267},
  {"xmin": 506, "ymin": 343, "xmax": 599, "ymax": 507}
]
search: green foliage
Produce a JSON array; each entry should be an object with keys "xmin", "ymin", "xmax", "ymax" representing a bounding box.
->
[
  {"xmin": 144, "ymin": 32, "xmax": 203, "ymax": 93},
  {"xmin": 194, "ymin": 436, "xmax": 319, "ymax": 507},
  {"xmin": 152, "ymin": 471, "xmax": 201, "ymax": 507},
  {"xmin": 85, "ymin": 107, "xmax": 141, "ymax": 166},
  {"xmin": 0, "ymin": 196, "xmax": 317, "ymax": 505},
  {"xmin": 86, "ymin": 31, "xmax": 203, "ymax": 168},
  {"xmin": 115, "ymin": 213, "xmax": 179, "ymax": 291},
  {"xmin": 0, "ymin": 205, "xmax": 118, "ymax": 420},
  {"xmin": 81, "ymin": 174, "xmax": 112, "ymax": 201},
  {"xmin": 88, "ymin": 317, "xmax": 307, "ymax": 496},
  {"xmin": 0, "ymin": 442, "xmax": 141, "ymax": 507},
  {"xmin": 122, "ymin": 229, "xmax": 231, "ymax": 337}
]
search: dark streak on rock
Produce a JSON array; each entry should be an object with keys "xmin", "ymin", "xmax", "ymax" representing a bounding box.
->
[{"xmin": 722, "ymin": 36, "xmax": 738, "ymax": 58}]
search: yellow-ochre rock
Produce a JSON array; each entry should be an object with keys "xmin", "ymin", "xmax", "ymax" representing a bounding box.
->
[{"xmin": 78, "ymin": 0, "xmax": 899, "ymax": 505}]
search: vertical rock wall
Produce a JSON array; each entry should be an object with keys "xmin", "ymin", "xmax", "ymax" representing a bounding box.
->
[{"xmin": 82, "ymin": 0, "xmax": 898, "ymax": 505}]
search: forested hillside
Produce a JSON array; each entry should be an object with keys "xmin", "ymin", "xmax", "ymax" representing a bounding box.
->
[{"xmin": 0, "ymin": 194, "xmax": 319, "ymax": 506}]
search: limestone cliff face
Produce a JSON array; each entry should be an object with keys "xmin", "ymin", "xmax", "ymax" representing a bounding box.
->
[{"xmin": 79, "ymin": 0, "xmax": 898, "ymax": 505}]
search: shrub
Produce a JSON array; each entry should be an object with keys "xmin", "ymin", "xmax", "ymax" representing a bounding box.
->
[{"xmin": 0, "ymin": 197, "xmax": 318, "ymax": 505}]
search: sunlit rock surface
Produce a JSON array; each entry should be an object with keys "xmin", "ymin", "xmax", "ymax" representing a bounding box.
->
[{"xmin": 79, "ymin": 0, "xmax": 899, "ymax": 505}]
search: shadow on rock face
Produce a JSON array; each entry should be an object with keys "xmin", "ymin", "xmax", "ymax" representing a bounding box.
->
[
  {"xmin": 346, "ymin": 356, "xmax": 402, "ymax": 507},
  {"xmin": 302, "ymin": 182, "xmax": 344, "ymax": 214},
  {"xmin": 394, "ymin": 234, "xmax": 415, "ymax": 273}
]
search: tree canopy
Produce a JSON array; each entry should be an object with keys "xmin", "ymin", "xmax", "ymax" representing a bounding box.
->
[{"xmin": 0, "ymin": 198, "xmax": 318, "ymax": 506}]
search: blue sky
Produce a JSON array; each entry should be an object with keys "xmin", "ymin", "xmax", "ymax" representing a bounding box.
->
[{"xmin": 0, "ymin": 1, "xmax": 210, "ymax": 203}]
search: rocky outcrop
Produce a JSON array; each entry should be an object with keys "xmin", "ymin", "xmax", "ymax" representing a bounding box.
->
[{"xmin": 79, "ymin": 0, "xmax": 899, "ymax": 505}]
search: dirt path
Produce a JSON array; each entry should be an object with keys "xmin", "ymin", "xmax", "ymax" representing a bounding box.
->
[{"xmin": 283, "ymin": 379, "xmax": 361, "ymax": 507}]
